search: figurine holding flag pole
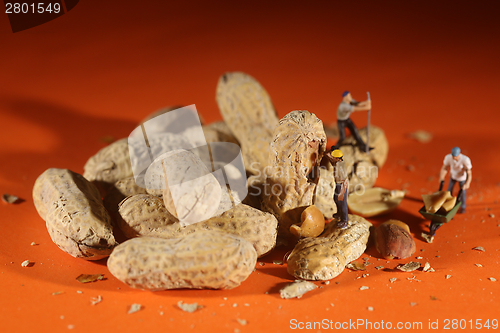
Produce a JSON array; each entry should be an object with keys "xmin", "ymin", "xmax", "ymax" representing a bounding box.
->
[{"xmin": 335, "ymin": 91, "xmax": 372, "ymax": 152}]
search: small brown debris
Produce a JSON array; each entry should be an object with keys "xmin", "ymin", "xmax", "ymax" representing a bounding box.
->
[
  {"xmin": 76, "ymin": 274, "xmax": 104, "ymax": 283},
  {"xmin": 346, "ymin": 262, "xmax": 367, "ymax": 271},
  {"xmin": 396, "ymin": 262, "xmax": 421, "ymax": 272},
  {"xmin": 280, "ymin": 280, "xmax": 318, "ymax": 299},
  {"xmin": 389, "ymin": 278, "xmax": 397, "ymax": 283},
  {"xmin": 421, "ymin": 232, "xmax": 434, "ymax": 243},
  {"xmin": 445, "ymin": 275, "xmax": 452, "ymax": 279},
  {"xmin": 430, "ymin": 296, "xmax": 439, "ymax": 301},
  {"xmin": 21, "ymin": 260, "xmax": 30, "ymax": 267},
  {"xmin": 100, "ymin": 135, "xmax": 116, "ymax": 144},
  {"xmin": 408, "ymin": 130, "xmax": 433, "ymax": 143},
  {"xmin": 472, "ymin": 246, "xmax": 486, "ymax": 252},
  {"xmin": 488, "ymin": 277, "xmax": 497, "ymax": 282},
  {"xmin": 407, "ymin": 164, "xmax": 415, "ymax": 172},
  {"xmin": 90, "ymin": 295, "xmax": 102, "ymax": 305},
  {"xmin": 2, "ymin": 193, "xmax": 19, "ymax": 204},
  {"xmin": 128, "ymin": 304, "xmax": 142, "ymax": 314},
  {"xmin": 375, "ymin": 266, "xmax": 384, "ymax": 270}
]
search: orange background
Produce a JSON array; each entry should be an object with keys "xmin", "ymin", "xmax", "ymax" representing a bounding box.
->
[{"xmin": 1, "ymin": 1, "xmax": 499, "ymax": 332}]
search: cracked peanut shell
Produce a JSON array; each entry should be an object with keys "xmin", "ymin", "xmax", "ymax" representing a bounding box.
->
[{"xmin": 262, "ymin": 110, "xmax": 327, "ymax": 237}]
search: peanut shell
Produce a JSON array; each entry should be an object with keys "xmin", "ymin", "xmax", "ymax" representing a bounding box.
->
[
  {"xmin": 33, "ymin": 168, "xmax": 116, "ymax": 260},
  {"xmin": 103, "ymin": 176, "xmax": 148, "ymax": 223},
  {"xmin": 262, "ymin": 110, "xmax": 327, "ymax": 236},
  {"xmin": 107, "ymin": 231, "xmax": 257, "ymax": 290},
  {"xmin": 286, "ymin": 214, "xmax": 372, "ymax": 280},
  {"xmin": 118, "ymin": 195, "xmax": 278, "ymax": 257},
  {"xmin": 347, "ymin": 187, "xmax": 405, "ymax": 217},
  {"xmin": 83, "ymin": 138, "xmax": 133, "ymax": 192},
  {"xmin": 216, "ymin": 72, "xmax": 279, "ymax": 174}
]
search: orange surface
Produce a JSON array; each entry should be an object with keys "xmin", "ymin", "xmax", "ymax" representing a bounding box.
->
[{"xmin": 1, "ymin": 1, "xmax": 500, "ymax": 332}]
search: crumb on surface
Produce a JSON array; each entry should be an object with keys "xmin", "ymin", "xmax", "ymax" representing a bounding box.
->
[
  {"xmin": 128, "ymin": 304, "xmax": 142, "ymax": 314},
  {"xmin": 177, "ymin": 301, "xmax": 203, "ymax": 313}
]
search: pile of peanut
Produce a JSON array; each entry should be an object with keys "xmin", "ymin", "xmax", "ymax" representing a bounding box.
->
[{"xmin": 32, "ymin": 72, "xmax": 389, "ymax": 291}]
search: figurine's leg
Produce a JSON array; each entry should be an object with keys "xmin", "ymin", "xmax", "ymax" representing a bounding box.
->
[
  {"xmin": 336, "ymin": 184, "xmax": 349, "ymax": 229},
  {"xmin": 429, "ymin": 220, "xmax": 443, "ymax": 237},
  {"xmin": 345, "ymin": 118, "xmax": 366, "ymax": 149},
  {"xmin": 336, "ymin": 120, "xmax": 346, "ymax": 146},
  {"xmin": 340, "ymin": 184, "xmax": 349, "ymax": 222},
  {"xmin": 458, "ymin": 180, "xmax": 466, "ymax": 213},
  {"xmin": 333, "ymin": 184, "xmax": 340, "ymax": 218},
  {"xmin": 447, "ymin": 178, "xmax": 456, "ymax": 194}
]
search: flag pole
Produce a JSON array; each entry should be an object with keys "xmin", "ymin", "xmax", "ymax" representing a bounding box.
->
[{"xmin": 366, "ymin": 92, "xmax": 371, "ymax": 154}]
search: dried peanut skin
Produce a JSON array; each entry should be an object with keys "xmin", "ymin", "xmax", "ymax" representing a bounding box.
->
[
  {"xmin": 33, "ymin": 168, "xmax": 116, "ymax": 260},
  {"xmin": 118, "ymin": 195, "xmax": 277, "ymax": 257},
  {"xmin": 107, "ymin": 231, "xmax": 257, "ymax": 290},
  {"xmin": 286, "ymin": 214, "xmax": 372, "ymax": 280},
  {"xmin": 262, "ymin": 110, "xmax": 327, "ymax": 236}
]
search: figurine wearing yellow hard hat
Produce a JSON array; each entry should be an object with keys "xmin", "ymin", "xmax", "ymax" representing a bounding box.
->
[{"xmin": 325, "ymin": 147, "xmax": 349, "ymax": 229}]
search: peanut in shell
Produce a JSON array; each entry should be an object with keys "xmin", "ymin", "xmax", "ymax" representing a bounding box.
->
[
  {"xmin": 107, "ymin": 231, "xmax": 257, "ymax": 290},
  {"xmin": 286, "ymin": 214, "xmax": 371, "ymax": 280},
  {"xmin": 33, "ymin": 168, "xmax": 116, "ymax": 260},
  {"xmin": 118, "ymin": 195, "xmax": 278, "ymax": 257}
]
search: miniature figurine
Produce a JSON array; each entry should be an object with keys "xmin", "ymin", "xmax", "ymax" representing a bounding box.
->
[
  {"xmin": 336, "ymin": 91, "xmax": 372, "ymax": 151},
  {"xmin": 325, "ymin": 148, "xmax": 349, "ymax": 229},
  {"xmin": 439, "ymin": 147, "xmax": 472, "ymax": 213}
]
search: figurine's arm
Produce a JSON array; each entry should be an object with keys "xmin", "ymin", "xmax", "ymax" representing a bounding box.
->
[
  {"xmin": 352, "ymin": 100, "xmax": 371, "ymax": 112},
  {"xmin": 463, "ymin": 169, "xmax": 472, "ymax": 190},
  {"xmin": 438, "ymin": 164, "xmax": 448, "ymax": 182},
  {"xmin": 325, "ymin": 152, "xmax": 335, "ymax": 166},
  {"xmin": 338, "ymin": 179, "xmax": 348, "ymax": 201}
]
